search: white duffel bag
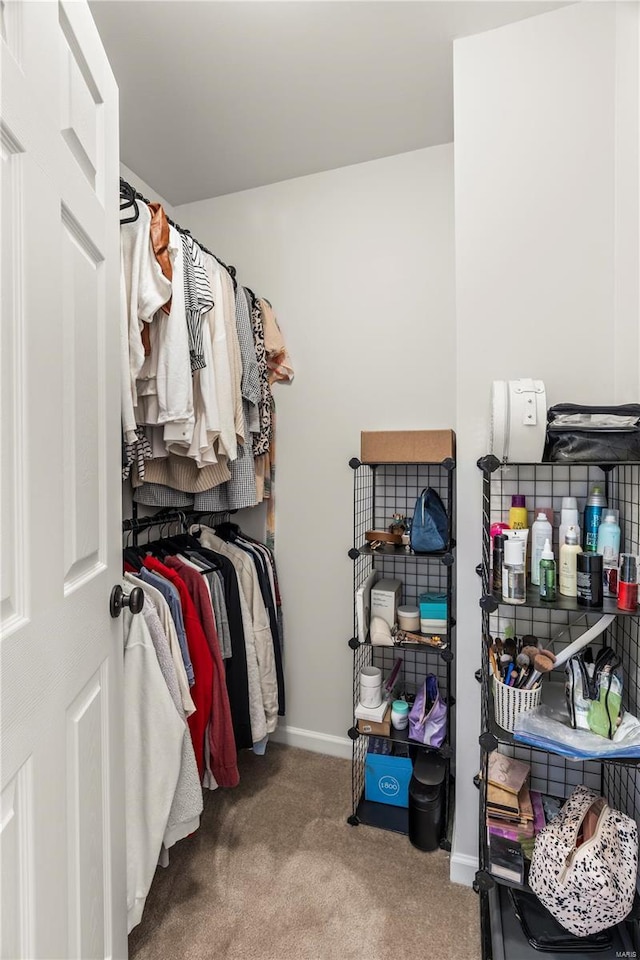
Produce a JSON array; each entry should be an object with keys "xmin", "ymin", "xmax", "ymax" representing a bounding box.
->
[
  {"xmin": 490, "ymin": 379, "xmax": 546, "ymax": 463},
  {"xmin": 529, "ymin": 785, "xmax": 638, "ymax": 936}
]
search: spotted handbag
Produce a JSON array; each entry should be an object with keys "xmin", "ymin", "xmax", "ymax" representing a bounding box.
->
[{"xmin": 529, "ymin": 785, "xmax": 638, "ymax": 936}]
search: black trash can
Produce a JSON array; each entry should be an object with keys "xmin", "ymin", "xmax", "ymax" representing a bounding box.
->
[{"xmin": 408, "ymin": 752, "xmax": 446, "ymax": 852}]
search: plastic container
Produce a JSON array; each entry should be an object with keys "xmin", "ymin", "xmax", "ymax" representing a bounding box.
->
[
  {"xmin": 559, "ymin": 526, "xmax": 583, "ymax": 598},
  {"xmin": 502, "ymin": 537, "xmax": 526, "ymax": 605},
  {"xmin": 408, "ymin": 752, "xmax": 446, "ymax": 852},
  {"xmin": 397, "ymin": 605, "xmax": 420, "ymax": 632},
  {"xmin": 391, "ymin": 700, "xmax": 410, "ymax": 731},
  {"xmin": 539, "ymin": 539, "xmax": 557, "ymax": 602},
  {"xmin": 531, "ymin": 512, "xmax": 553, "ymax": 586},
  {"xmin": 509, "ymin": 495, "xmax": 528, "ymax": 530},
  {"xmin": 618, "ymin": 554, "xmax": 639, "ymax": 612},
  {"xmin": 576, "ymin": 553, "xmax": 603, "ymax": 607},
  {"xmin": 493, "ymin": 675, "xmax": 542, "ymax": 733},
  {"xmin": 359, "ymin": 666, "xmax": 382, "ymax": 708}
]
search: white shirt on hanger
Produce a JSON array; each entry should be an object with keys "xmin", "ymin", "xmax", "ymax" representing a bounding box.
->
[{"xmin": 120, "ymin": 201, "xmax": 172, "ymax": 443}]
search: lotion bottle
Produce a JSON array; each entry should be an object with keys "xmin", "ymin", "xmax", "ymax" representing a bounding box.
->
[{"xmin": 560, "ymin": 526, "xmax": 583, "ymax": 598}]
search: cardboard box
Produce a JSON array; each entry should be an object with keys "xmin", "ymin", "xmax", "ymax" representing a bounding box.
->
[
  {"xmin": 371, "ymin": 579, "xmax": 402, "ymax": 628},
  {"xmin": 361, "ymin": 430, "xmax": 455, "ymax": 465},
  {"xmin": 357, "ymin": 705, "xmax": 392, "ymax": 737},
  {"xmin": 365, "ymin": 751, "xmax": 413, "ymax": 808}
]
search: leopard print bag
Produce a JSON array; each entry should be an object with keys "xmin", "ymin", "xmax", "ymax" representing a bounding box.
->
[{"xmin": 529, "ymin": 784, "xmax": 638, "ymax": 936}]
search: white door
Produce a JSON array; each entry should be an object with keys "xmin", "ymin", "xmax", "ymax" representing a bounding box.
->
[{"xmin": 1, "ymin": 2, "xmax": 125, "ymax": 958}]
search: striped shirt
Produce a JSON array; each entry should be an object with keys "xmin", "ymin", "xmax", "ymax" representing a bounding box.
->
[{"xmin": 181, "ymin": 235, "xmax": 213, "ymax": 372}]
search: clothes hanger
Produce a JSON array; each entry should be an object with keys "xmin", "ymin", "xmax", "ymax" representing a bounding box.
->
[{"xmin": 119, "ymin": 179, "xmax": 139, "ymax": 224}]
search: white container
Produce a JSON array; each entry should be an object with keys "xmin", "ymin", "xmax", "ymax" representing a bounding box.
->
[
  {"xmin": 559, "ymin": 497, "xmax": 580, "ymax": 554},
  {"xmin": 391, "ymin": 700, "xmax": 410, "ymax": 731},
  {"xmin": 397, "ymin": 605, "xmax": 420, "ymax": 631},
  {"xmin": 531, "ymin": 513, "xmax": 553, "ymax": 586},
  {"xmin": 359, "ymin": 666, "xmax": 382, "ymax": 708},
  {"xmin": 493, "ymin": 675, "xmax": 542, "ymax": 733},
  {"xmin": 502, "ymin": 537, "xmax": 526, "ymax": 604}
]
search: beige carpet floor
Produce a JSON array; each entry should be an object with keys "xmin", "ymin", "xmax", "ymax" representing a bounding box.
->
[{"xmin": 129, "ymin": 744, "xmax": 481, "ymax": 960}]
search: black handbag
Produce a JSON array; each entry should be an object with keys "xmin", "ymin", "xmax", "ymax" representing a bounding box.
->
[{"xmin": 543, "ymin": 404, "xmax": 640, "ymax": 463}]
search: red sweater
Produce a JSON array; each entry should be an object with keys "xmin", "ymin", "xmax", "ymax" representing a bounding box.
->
[
  {"xmin": 143, "ymin": 558, "xmax": 213, "ymax": 781},
  {"xmin": 164, "ymin": 557, "xmax": 239, "ymax": 788}
]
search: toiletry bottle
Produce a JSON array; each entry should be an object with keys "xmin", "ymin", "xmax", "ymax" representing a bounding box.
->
[
  {"xmin": 583, "ymin": 485, "xmax": 607, "ymax": 552},
  {"xmin": 597, "ymin": 509, "xmax": 621, "ymax": 597},
  {"xmin": 617, "ymin": 554, "xmax": 638, "ymax": 612},
  {"xmin": 576, "ymin": 553, "xmax": 603, "ymax": 608},
  {"xmin": 502, "ymin": 538, "xmax": 526, "ymax": 605},
  {"xmin": 559, "ymin": 526, "xmax": 583, "ymax": 598},
  {"xmin": 559, "ymin": 497, "xmax": 580, "ymax": 555},
  {"xmin": 509, "ymin": 495, "xmax": 528, "ymax": 530},
  {"xmin": 531, "ymin": 512, "xmax": 553, "ymax": 586},
  {"xmin": 492, "ymin": 533, "xmax": 507, "ymax": 593},
  {"xmin": 539, "ymin": 539, "xmax": 557, "ymax": 601}
]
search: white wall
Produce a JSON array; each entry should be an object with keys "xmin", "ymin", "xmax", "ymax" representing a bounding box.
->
[
  {"xmin": 119, "ymin": 162, "xmax": 176, "ymax": 219},
  {"xmin": 452, "ymin": 1, "xmax": 639, "ymax": 884},
  {"xmin": 175, "ymin": 146, "xmax": 456, "ymax": 755}
]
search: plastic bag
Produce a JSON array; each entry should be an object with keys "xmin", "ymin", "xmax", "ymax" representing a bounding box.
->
[{"xmin": 514, "ymin": 704, "xmax": 640, "ymax": 760}]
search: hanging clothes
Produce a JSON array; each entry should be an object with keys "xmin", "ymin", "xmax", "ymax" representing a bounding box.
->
[{"xmin": 123, "ymin": 604, "xmax": 184, "ymax": 933}]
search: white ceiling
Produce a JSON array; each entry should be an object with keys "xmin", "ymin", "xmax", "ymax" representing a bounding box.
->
[{"xmin": 91, "ymin": 0, "xmax": 565, "ymax": 204}]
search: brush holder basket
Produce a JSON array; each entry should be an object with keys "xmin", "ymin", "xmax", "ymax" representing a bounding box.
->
[{"xmin": 493, "ymin": 676, "xmax": 542, "ymax": 733}]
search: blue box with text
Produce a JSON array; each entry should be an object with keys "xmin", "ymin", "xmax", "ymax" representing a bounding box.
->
[{"xmin": 364, "ymin": 751, "xmax": 413, "ymax": 808}]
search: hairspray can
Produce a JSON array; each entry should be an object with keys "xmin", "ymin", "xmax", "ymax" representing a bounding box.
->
[
  {"xmin": 617, "ymin": 554, "xmax": 638, "ymax": 612},
  {"xmin": 576, "ymin": 553, "xmax": 603, "ymax": 607},
  {"xmin": 583, "ymin": 485, "xmax": 607, "ymax": 552},
  {"xmin": 492, "ymin": 533, "xmax": 507, "ymax": 593}
]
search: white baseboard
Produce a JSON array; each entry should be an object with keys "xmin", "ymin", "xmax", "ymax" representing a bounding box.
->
[
  {"xmin": 271, "ymin": 723, "xmax": 352, "ymax": 760},
  {"xmin": 449, "ymin": 851, "xmax": 478, "ymax": 887}
]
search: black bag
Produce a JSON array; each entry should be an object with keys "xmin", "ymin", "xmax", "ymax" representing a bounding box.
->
[{"xmin": 543, "ymin": 404, "xmax": 640, "ymax": 463}]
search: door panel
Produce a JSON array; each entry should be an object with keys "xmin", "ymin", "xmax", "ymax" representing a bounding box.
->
[
  {"xmin": 0, "ymin": 759, "xmax": 35, "ymax": 960},
  {"xmin": 0, "ymin": 127, "xmax": 27, "ymax": 635},
  {"xmin": 61, "ymin": 208, "xmax": 105, "ymax": 591},
  {"xmin": 0, "ymin": 3, "xmax": 125, "ymax": 958},
  {"xmin": 66, "ymin": 666, "xmax": 109, "ymax": 960}
]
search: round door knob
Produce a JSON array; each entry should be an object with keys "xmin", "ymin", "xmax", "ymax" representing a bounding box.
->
[{"xmin": 110, "ymin": 584, "xmax": 144, "ymax": 619}]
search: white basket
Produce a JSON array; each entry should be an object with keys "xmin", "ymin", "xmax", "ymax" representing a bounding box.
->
[{"xmin": 493, "ymin": 675, "xmax": 542, "ymax": 733}]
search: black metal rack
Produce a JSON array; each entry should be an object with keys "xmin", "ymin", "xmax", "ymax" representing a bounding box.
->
[
  {"xmin": 476, "ymin": 456, "xmax": 640, "ymax": 958},
  {"xmin": 345, "ymin": 454, "xmax": 456, "ymax": 849}
]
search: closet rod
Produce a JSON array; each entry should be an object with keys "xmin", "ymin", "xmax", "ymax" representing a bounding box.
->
[
  {"xmin": 119, "ymin": 176, "xmax": 237, "ymax": 279},
  {"xmin": 123, "ymin": 508, "xmax": 233, "ymax": 534}
]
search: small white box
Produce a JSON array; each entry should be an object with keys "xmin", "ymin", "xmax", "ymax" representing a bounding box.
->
[{"xmin": 370, "ymin": 579, "xmax": 402, "ymax": 628}]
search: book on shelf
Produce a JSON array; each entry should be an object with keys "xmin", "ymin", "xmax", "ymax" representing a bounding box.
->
[{"xmin": 488, "ymin": 753, "xmax": 530, "ymax": 796}]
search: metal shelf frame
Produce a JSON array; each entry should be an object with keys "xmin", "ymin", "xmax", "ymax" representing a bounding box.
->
[
  {"xmin": 347, "ymin": 454, "xmax": 456, "ymax": 844},
  {"xmin": 476, "ymin": 456, "xmax": 640, "ymax": 959}
]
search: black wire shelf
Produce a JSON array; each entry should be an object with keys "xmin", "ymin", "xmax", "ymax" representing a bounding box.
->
[
  {"xmin": 486, "ymin": 586, "xmax": 640, "ymax": 618},
  {"xmin": 481, "ymin": 676, "xmax": 640, "ymax": 768},
  {"xmin": 354, "ymin": 796, "xmax": 409, "ymax": 835},
  {"xmin": 354, "ymin": 542, "xmax": 455, "ymax": 559}
]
